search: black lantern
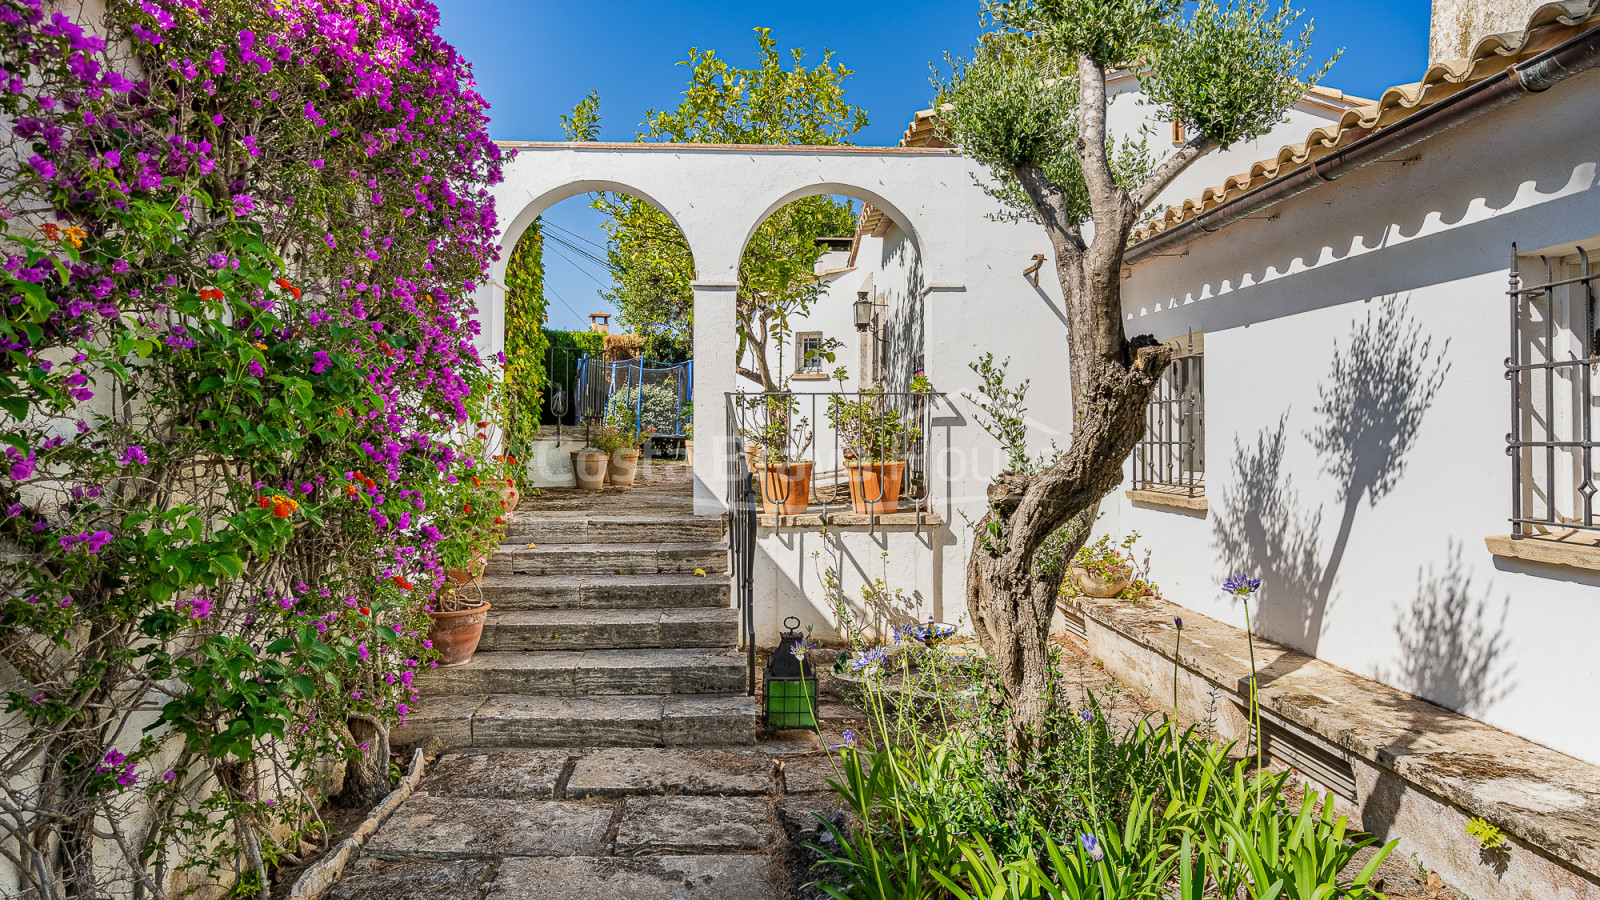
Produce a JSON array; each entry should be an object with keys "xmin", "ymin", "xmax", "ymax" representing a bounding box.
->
[
  {"xmin": 763, "ymin": 617, "xmax": 818, "ymax": 730},
  {"xmin": 853, "ymin": 291, "xmax": 873, "ymax": 332}
]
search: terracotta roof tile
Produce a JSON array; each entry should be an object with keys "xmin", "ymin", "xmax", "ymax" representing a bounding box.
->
[{"xmin": 1129, "ymin": 0, "xmax": 1600, "ymax": 244}]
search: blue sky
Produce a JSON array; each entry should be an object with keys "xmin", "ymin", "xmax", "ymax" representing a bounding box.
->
[{"xmin": 435, "ymin": 0, "xmax": 1431, "ymax": 331}]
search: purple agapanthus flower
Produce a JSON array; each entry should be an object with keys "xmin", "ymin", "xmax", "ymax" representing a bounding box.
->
[
  {"xmin": 1078, "ymin": 833, "xmax": 1104, "ymax": 862},
  {"xmin": 828, "ymin": 729, "xmax": 857, "ymax": 751},
  {"xmin": 1222, "ymin": 574, "xmax": 1262, "ymax": 596}
]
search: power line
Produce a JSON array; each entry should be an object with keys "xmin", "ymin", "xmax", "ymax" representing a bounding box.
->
[
  {"xmin": 546, "ymin": 241, "xmax": 614, "ymax": 292},
  {"xmin": 543, "ymin": 220, "xmax": 613, "ymax": 256},
  {"xmin": 545, "ymin": 230, "xmax": 616, "ymax": 274}
]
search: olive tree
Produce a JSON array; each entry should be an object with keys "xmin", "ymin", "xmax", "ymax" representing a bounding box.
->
[{"xmin": 937, "ymin": 0, "xmax": 1333, "ymax": 764}]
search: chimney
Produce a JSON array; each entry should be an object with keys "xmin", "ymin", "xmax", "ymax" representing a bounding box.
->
[
  {"xmin": 588, "ymin": 312, "xmax": 611, "ymax": 335},
  {"xmin": 1430, "ymin": 0, "xmax": 1543, "ymax": 66}
]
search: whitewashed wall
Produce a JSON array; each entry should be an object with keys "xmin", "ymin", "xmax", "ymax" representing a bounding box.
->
[{"xmin": 1111, "ymin": 70, "xmax": 1600, "ymax": 765}]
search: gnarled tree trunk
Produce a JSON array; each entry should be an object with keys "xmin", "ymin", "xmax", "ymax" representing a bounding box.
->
[
  {"xmin": 963, "ymin": 55, "xmax": 1185, "ymax": 775},
  {"xmin": 333, "ymin": 715, "xmax": 391, "ymax": 809}
]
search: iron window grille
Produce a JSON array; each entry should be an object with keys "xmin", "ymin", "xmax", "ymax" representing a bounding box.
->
[
  {"xmin": 1507, "ymin": 244, "xmax": 1600, "ymax": 538},
  {"xmin": 796, "ymin": 332, "xmax": 825, "ymax": 374},
  {"xmin": 1131, "ymin": 333, "xmax": 1204, "ymax": 497}
]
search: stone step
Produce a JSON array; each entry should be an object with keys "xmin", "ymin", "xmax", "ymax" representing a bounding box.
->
[
  {"xmin": 393, "ymin": 693, "xmax": 757, "ymax": 748},
  {"xmin": 417, "ymin": 648, "xmax": 749, "ymax": 697},
  {"xmin": 505, "ymin": 513, "xmax": 726, "ymax": 545},
  {"xmin": 479, "ymin": 607, "xmax": 739, "ymax": 651},
  {"xmin": 485, "ymin": 541, "xmax": 727, "ymax": 577},
  {"xmin": 478, "ymin": 574, "xmax": 731, "ymax": 611}
]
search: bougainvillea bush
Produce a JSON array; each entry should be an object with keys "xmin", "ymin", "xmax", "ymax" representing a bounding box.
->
[{"xmin": 0, "ymin": 0, "xmax": 504, "ymax": 894}]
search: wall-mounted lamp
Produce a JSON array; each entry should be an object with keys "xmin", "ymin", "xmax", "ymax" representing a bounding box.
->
[
  {"xmin": 853, "ymin": 291, "xmax": 874, "ymax": 332},
  {"xmin": 1023, "ymin": 254, "xmax": 1046, "ymax": 287}
]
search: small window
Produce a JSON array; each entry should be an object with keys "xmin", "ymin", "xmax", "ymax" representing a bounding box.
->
[
  {"xmin": 797, "ymin": 332, "xmax": 825, "ymax": 374},
  {"xmin": 1132, "ymin": 333, "xmax": 1204, "ymax": 497},
  {"xmin": 1508, "ymin": 245, "xmax": 1600, "ymax": 537}
]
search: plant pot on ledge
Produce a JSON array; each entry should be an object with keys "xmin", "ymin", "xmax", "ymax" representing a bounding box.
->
[
  {"xmin": 845, "ymin": 460, "xmax": 905, "ymax": 515},
  {"xmin": 444, "ymin": 550, "xmax": 488, "ymax": 586},
  {"xmin": 609, "ymin": 448, "xmax": 642, "ymax": 486},
  {"xmin": 1070, "ymin": 564, "xmax": 1132, "ymax": 598},
  {"xmin": 574, "ymin": 448, "xmax": 608, "ymax": 490},
  {"xmin": 428, "ymin": 585, "xmax": 490, "ymax": 667},
  {"xmin": 759, "ymin": 460, "xmax": 813, "ymax": 516}
]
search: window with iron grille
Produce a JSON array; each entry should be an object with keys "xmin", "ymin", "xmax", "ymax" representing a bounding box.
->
[
  {"xmin": 1507, "ymin": 244, "xmax": 1600, "ymax": 538},
  {"xmin": 796, "ymin": 332, "xmax": 825, "ymax": 374},
  {"xmin": 1131, "ymin": 333, "xmax": 1204, "ymax": 496}
]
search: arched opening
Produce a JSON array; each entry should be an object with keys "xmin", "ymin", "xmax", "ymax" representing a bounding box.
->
[
  {"xmin": 496, "ymin": 180, "xmax": 698, "ymax": 463},
  {"xmin": 728, "ymin": 186, "xmax": 929, "ymax": 520},
  {"xmin": 731, "ymin": 186, "xmax": 925, "ymax": 395}
]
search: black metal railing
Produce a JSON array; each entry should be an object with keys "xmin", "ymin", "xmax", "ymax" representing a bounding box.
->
[
  {"xmin": 1132, "ymin": 351, "xmax": 1204, "ymax": 496},
  {"xmin": 1507, "ymin": 244, "xmax": 1600, "ymax": 537},
  {"xmin": 724, "ymin": 393, "xmax": 758, "ymax": 694},
  {"xmin": 725, "ymin": 389, "xmax": 939, "ymax": 525}
]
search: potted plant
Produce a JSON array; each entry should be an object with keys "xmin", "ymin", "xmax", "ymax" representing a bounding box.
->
[
  {"xmin": 742, "ymin": 392, "xmax": 813, "ymax": 516},
  {"xmin": 1068, "ymin": 534, "xmax": 1136, "ymax": 598},
  {"xmin": 682, "ymin": 402, "xmax": 694, "ymax": 466},
  {"xmin": 427, "ymin": 581, "xmax": 491, "ymax": 667},
  {"xmin": 601, "ymin": 406, "xmax": 652, "ymax": 487},
  {"xmin": 574, "ymin": 426, "xmax": 611, "ymax": 490},
  {"xmin": 827, "ymin": 386, "xmax": 918, "ymax": 515}
]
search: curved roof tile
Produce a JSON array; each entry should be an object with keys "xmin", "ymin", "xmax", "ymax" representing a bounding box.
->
[{"xmin": 1129, "ymin": 0, "xmax": 1600, "ymax": 244}]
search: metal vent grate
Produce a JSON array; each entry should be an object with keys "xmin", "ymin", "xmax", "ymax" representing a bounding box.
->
[{"xmin": 1235, "ymin": 701, "xmax": 1358, "ymax": 803}]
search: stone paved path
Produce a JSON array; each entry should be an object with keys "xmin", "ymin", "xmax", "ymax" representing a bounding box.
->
[
  {"xmin": 348, "ymin": 464, "xmax": 861, "ymax": 899},
  {"xmin": 334, "ymin": 739, "xmax": 860, "ymax": 900}
]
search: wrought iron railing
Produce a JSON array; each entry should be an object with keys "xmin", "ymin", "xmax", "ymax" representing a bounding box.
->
[
  {"xmin": 1132, "ymin": 350, "xmax": 1204, "ymax": 496},
  {"xmin": 1507, "ymin": 244, "xmax": 1600, "ymax": 537},
  {"xmin": 725, "ymin": 389, "xmax": 939, "ymax": 525},
  {"xmin": 724, "ymin": 393, "xmax": 758, "ymax": 694}
]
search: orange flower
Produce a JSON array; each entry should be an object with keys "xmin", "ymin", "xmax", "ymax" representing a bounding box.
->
[
  {"xmin": 274, "ymin": 277, "xmax": 302, "ymax": 299},
  {"xmin": 472, "ymin": 477, "xmax": 479, "ymax": 487},
  {"xmin": 476, "ymin": 422, "xmax": 488, "ymax": 428},
  {"xmin": 345, "ymin": 485, "xmax": 358, "ymax": 497},
  {"xmin": 199, "ymin": 288, "xmax": 224, "ymax": 303},
  {"xmin": 253, "ymin": 342, "xmax": 267, "ymax": 351},
  {"xmin": 392, "ymin": 576, "xmax": 413, "ymax": 591},
  {"xmin": 463, "ymin": 503, "xmax": 471, "ymax": 514},
  {"xmin": 270, "ymin": 495, "xmax": 298, "ymax": 518},
  {"xmin": 493, "ymin": 516, "xmax": 503, "ymax": 525},
  {"xmin": 359, "ymin": 606, "xmax": 370, "ymax": 616},
  {"xmin": 256, "ymin": 496, "xmax": 271, "ymax": 510},
  {"xmin": 63, "ymin": 225, "xmax": 85, "ymax": 248},
  {"xmin": 40, "ymin": 223, "xmax": 60, "ymax": 241}
]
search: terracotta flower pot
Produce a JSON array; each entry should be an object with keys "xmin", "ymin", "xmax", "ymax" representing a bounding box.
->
[
  {"xmin": 574, "ymin": 449, "xmax": 608, "ymax": 490},
  {"xmin": 609, "ymin": 448, "xmax": 641, "ymax": 486},
  {"xmin": 428, "ymin": 601, "xmax": 490, "ymax": 667},
  {"xmin": 759, "ymin": 461, "xmax": 813, "ymax": 516},
  {"xmin": 1070, "ymin": 564, "xmax": 1132, "ymax": 598},
  {"xmin": 445, "ymin": 551, "xmax": 488, "ymax": 586},
  {"xmin": 845, "ymin": 460, "xmax": 905, "ymax": 515}
]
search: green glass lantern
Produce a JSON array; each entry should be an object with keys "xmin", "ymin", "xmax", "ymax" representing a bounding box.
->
[{"xmin": 763, "ymin": 617, "xmax": 818, "ymax": 730}]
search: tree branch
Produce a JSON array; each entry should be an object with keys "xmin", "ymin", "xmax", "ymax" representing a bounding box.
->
[
  {"xmin": 1014, "ymin": 163, "xmax": 1085, "ymax": 254},
  {"xmin": 1131, "ymin": 134, "xmax": 1221, "ymax": 212},
  {"xmin": 1074, "ymin": 54, "xmax": 1119, "ymax": 221}
]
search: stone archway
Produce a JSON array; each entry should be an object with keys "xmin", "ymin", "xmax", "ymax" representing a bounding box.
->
[{"xmin": 479, "ymin": 141, "xmax": 967, "ymax": 513}]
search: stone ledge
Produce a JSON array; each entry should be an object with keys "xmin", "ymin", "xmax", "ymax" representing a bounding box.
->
[
  {"xmin": 756, "ymin": 510, "xmax": 943, "ymax": 529},
  {"xmin": 1126, "ymin": 488, "xmax": 1208, "ymax": 512},
  {"xmin": 1486, "ymin": 533, "xmax": 1600, "ymax": 571},
  {"xmin": 1063, "ymin": 592, "xmax": 1600, "ymax": 886}
]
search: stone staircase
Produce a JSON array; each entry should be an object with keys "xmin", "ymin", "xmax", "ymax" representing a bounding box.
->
[{"xmin": 395, "ymin": 465, "xmax": 756, "ymax": 749}]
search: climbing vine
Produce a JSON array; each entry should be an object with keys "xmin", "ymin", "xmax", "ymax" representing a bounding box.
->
[
  {"xmin": 0, "ymin": 1, "xmax": 505, "ymax": 895},
  {"xmin": 504, "ymin": 222, "xmax": 548, "ymax": 458}
]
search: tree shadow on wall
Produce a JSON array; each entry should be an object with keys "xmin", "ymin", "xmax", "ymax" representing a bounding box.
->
[
  {"xmin": 1360, "ymin": 540, "xmax": 1517, "ymax": 867},
  {"xmin": 1383, "ymin": 539, "xmax": 1516, "ymax": 719},
  {"xmin": 1213, "ymin": 299, "xmax": 1449, "ymax": 675}
]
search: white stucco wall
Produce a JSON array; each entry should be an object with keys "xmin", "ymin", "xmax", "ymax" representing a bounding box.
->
[{"xmin": 1111, "ymin": 67, "xmax": 1600, "ymax": 765}]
